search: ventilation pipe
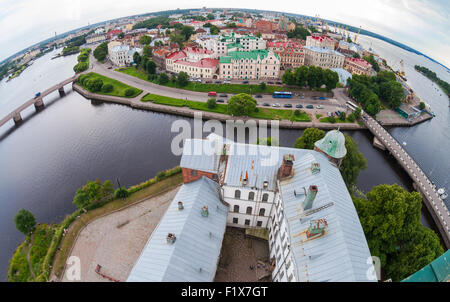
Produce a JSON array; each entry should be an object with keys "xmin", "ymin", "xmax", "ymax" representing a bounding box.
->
[
  {"xmin": 177, "ymin": 201, "xmax": 184, "ymax": 210},
  {"xmin": 201, "ymin": 206, "xmax": 209, "ymax": 217},
  {"xmin": 302, "ymin": 185, "xmax": 318, "ymax": 210}
]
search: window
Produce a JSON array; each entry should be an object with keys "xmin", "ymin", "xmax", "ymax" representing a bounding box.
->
[
  {"xmin": 191, "ymin": 170, "xmax": 197, "ymax": 176},
  {"xmin": 245, "ymin": 219, "xmax": 250, "ymax": 225},
  {"xmin": 235, "ymin": 190, "xmax": 241, "ymax": 199},
  {"xmin": 262, "ymin": 193, "xmax": 269, "ymax": 202},
  {"xmin": 259, "ymin": 208, "xmax": 266, "ymax": 216},
  {"xmin": 257, "ymin": 221, "xmax": 263, "ymax": 227},
  {"xmin": 233, "ymin": 217, "xmax": 238, "ymax": 224},
  {"xmin": 246, "ymin": 206, "xmax": 252, "ymax": 214},
  {"xmin": 233, "ymin": 205, "xmax": 240, "ymax": 213}
]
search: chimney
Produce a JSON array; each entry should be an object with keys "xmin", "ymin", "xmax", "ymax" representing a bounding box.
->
[
  {"xmin": 201, "ymin": 205, "xmax": 209, "ymax": 217},
  {"xmin": 166, "ymin": 233, "xmax": 176, "ymax": 244},
  {"xmin": 177, "ymin": 201, "xmax": 184, "ymax": 210},
  {"xmin": 279, "ymin": 154, "xmax": 295, "ymax": 180},
  {"xmin": 263, "ymin": 180, "xmax": 269, "ymax": 189},
  {"xmin": 302, "ymin": 185, "xmax": 318, "ymax": 210}
]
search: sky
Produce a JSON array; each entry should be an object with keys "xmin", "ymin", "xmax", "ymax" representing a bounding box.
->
[{"xmin": 1, "ymin": 0, "xmax": 449, "ymax": 67}]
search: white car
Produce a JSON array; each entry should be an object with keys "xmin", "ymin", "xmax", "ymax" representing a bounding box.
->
[
  {"xmin": 316, "ymin": 105, "xmax": 323, "ymax": 109},
  {"xmin": 272, "ymin": 103, "xmax": 281, "ymax": 107},
  {"xmin": 224, "ymin": 80, "xmax": 231, "ymax": 84}
]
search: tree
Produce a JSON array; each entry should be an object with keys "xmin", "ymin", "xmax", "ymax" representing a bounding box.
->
[
  {"xmin": 419, "ymin": 102, "xmax": 425, "ymax": 110},
  {"xmin": 114, "ymin": 187, "xmax": 129, "ymax": 199},
  {"xmin": 354, "ymin": 107, "xmax": 362, "ymax": 119},
  {"xmin": 124, "ymin": 88, "xmax": 135, "ymax": 96},
  {"xmin": 293, "ymin": 128, "xmax": 325, "ymax": 150},
  {"xmin": 159, "ymin": 72, "xmax": 169, "ymax": 84},
  {"xmin": 227, "ymin": 22, "xmax": 237, "ymax": 28},
  {"xmin": 256, "ymin": 32, "xmax": 262, "ymax": 38},
  {"xmin": 142, "ymin": 45, "xmax": 152, "ymax": 58},
  {"xmin": 352, "ymin": 52, "xmax": 360, "ymax": 58},
  {"xmin": 339, "ymin": 111, "xmax": 346, "ymax": 121},
  {"xmin": 14, "ymin": 209, "xmax": 36, "ymax": 235},
  {"xmin": 177, "ymin": 72, "xmax": 189, "ymax": 87},
  {"xmin": 347, "ymin": 36, "xmax": 352, "ymax": 43},
  {"xmin": 328, "ymin": 115, "xmax": 336, "ymax": 123},
  {"xmin": 133, "ymin": 52, "xmax": 141, "ymax": 66},
  {"xmin": 180, "ymin": 26, "xmax": 195, "ymax": 41},
  {"xmin": 339, "ymin": 134, "xmax": 367, "ymax": 187},
  {"xmin": 207, "ymin": 13, "xmax": 215, "ymax": 20},
  {"xmin": 209, "ymin": 25, "xmax": 220, "ymax": 35},
  {"xmin": 227, "ymin": 93, "xmax": 257, "ymax": 116},
  {"xmin": 86, "ymin": 78, "xmax": 103, "ymax": 92},
  {"xmin": 353, "ymin": 184, "xmax": 444, "ymax": 281},
  {"xmin": 93, "ymin": 42, "xmax": 108, "ymax": 62},
  {"xmin": 101, "ymin": 83, "xmax": 113, "ymax": 93},
  {"xmin": 259, "ymin": 82, "xmax": 266, "ymax": 91},
  {"xmin": 323, "ymin": 69, "xmax": 339, "ymax": 91},
  {"xmin": 207, "ymin": 98, "xmax": 217, "ymax": 109},
  {"xmin": 169, "ymin": 32, "xmax": 185, "ymax": 48},
  {"xmin": 139, "ymin": 35, "xmax": 152, "ymax": 45},
  {"xmin": 146, "ymin": 60, "xmax": 157, "ymax": 74}
]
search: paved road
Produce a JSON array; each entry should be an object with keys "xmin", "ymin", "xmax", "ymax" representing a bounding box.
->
[{"xmin": 361, "ymin": 111, "xmax": 450, "ymax": 248}]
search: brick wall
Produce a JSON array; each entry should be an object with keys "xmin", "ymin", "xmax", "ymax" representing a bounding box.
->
[{"xmin": 182, "ymin": 168, "xmax": 216, "ymax": 183}]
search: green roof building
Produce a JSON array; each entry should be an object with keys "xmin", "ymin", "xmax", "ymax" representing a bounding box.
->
[
  {"xmin": 314, "ymin": 129, "xmax": 347, "ymax": 167},
  {"xmin": 402, "ymin": 250, "xmax": 450, "ymax": 282}
]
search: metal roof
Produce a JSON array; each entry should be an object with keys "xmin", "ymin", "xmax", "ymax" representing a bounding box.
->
[
  {"xmin": 314, "ymin": 129, "xmax": 347, "ymax": 159},
  {"xmin": 279, "ymin": 153, "xmax": 375, "ymax": 281},
  {"xmin": 402, "ymin": 250, "xmax": 450, "ymax": 282},
  {"xmin": 126, "ymin": 177, "xmax": 228, "ymax": 282},
  {"xmin": 179, "ymin": 138, "xmax": 223, "ymax": 174}
]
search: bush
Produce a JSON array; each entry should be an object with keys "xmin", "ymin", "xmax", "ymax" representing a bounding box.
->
[
  {"xmin": 259, "ymin": 82, "xmax": 266, "ymax": 90},
  {"xmin": 207, "ymin": 98, "xmax": 217, "ymax": 109},
  {"xmin": 114, "ymin": 188, "xmax": 130, "ymax": 199},
  {"xmin": 86, "ymin": 78, "xmax": 103, "ymax": 92},
  {"xmin": 339, "ymin": 111, "xmax": 346, "ymax": 121},
  {"xmin": 294, "ymin": 109, "xmax": 301, "ymax": 117},
  {"xmin": 227, "ymin": 93, "xmax": 257, "ymax": 116},
  {"xmin": 328, "ymin": 116, "xmax": 336, "ymax": 123},
  {"xmin": 419, "ymin": 102, "xmax": 425, "ymax": 110},
  {"xmin": 156, "ymin": 170, "xmax": 166, "ymax": 181},
  {"xmin": 101, "ymin": 83, "xmax": 113, "ymax": 93},
  {"xmin": 124, "ymin": 88, "xmax": 135, "ymax": 97},
  {"xmin": 159, "ymin": 73, "xmax": 169, "ymax": 84},
  {"xmin": 348, "ymin": 113, "xmax": 355, "ymax": 122},
  {"xmin": 73, "ymin": 62, "xmax": 88, "ymax": 73}
]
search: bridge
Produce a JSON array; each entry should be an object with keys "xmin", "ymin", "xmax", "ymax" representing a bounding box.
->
[
  {"xmin": 0, "ymin": 75, "xmax": 77, "ymax": 128},
  {"xmin": 360, "ymin": 111, "xmax": 450, "ymax": 249}
]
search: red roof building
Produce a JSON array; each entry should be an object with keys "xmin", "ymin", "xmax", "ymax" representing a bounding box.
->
[
  {"xmin": 306, "ymin": 35, "xmax": 337, "ymax": 50},
  {"xmin": 344, "ymin": 57, "xmax": 372, "ymax": 76},
  {"xmin": 107, "ymin": 29, "xmax": 123, "ymax": 40},
  {"xmin": 268, "ymin": 41, "xmax": 304, "ymax": 70}
]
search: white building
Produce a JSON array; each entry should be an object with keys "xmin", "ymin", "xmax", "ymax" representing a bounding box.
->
[
  {"xmin": 303, "ymin": 46, "xmax": 345, "ymax": 69},
  {"xmin": 197, "ymin": 33, "xmax": 266, "ymax": 58},
  {"xmin": 86, "ymin": 33, "xmax": 107, "ymax": 45},
  {"xmin": 306, "ymin": 35, "xmax": 337, "ymax": 50},
  {"xmin": 166, "ymin": 47, "xmax": 219, "ymax": 78},
  {"xmin": 109, "ymin": 44, "xmax": 142, "ymax": 67}
]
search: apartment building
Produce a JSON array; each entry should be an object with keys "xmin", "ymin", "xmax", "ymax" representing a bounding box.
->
[
  {"xmin": 166, "ymin": 47, "xmax": 219, "ymax": 78},
  {"xmin": 306, "ymin": 35, "xmax": 337, "ymax": 50},
  {"xmin": 267, "ymin": 41, "xmax": 304, "ymax": 70},
  {"xmin": 198, "ymin": 33, "xmax": 267, "ymax": 57},
  {"xmin": 219, "ymin": 49, "xmax": 280, "ymax": 80},
  {"xmin": 109, "ymin": 44, "xmax": 142, "ymax": 67},
  {"xmin": 303, "ymin": 46, "xmax": 345, "ymax": 69},
  {"xmin": 86, "ymin": 33, "xmax": 107, "ymax": 44},
  {"xmin": 344, "ymin": 57, "xmax": 373, "ymax": 76}
]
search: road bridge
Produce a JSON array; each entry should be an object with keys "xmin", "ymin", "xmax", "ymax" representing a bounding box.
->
[{"xmin": 0, "ymin": 75, "xmax": 77, "ymax": 128}]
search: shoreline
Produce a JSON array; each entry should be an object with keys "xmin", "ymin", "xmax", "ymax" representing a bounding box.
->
[{"xmin": 73, "ymin": 83, "xmax": 365, "ymax": 130}]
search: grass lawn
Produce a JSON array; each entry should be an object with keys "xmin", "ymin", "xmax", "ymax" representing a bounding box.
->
[
  {"xmin": 141, "ymin": 93, "xmax": 311, "ymax": 122},
  {"xmin": 51, "ymin": 172, "xmax": 183, "ymax": 279},
  {"xmin": 78, "ymin": 72, "xmax": 142, "ymax": 98},
  {"xmin": 320, "ymin": 116, "xmax": 355, "ymax": 123},
  {"xmin": 117, "ymin": 67, "xmax": 306, "ymax": 94}
]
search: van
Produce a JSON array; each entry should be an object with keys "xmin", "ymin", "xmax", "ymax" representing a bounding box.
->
[{"xmin": 208, "ymin": 92, "xmax": 217, "ymax": 97}]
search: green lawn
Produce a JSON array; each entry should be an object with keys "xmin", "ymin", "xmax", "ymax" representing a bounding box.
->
[
  {"xmin": 117, "ymin": 67, "xmax": 305, "ymax": 94},
  {"xmin": 78, "ymin": 72, "xmax": 142, "ymax": 98},
  {"xmin": 320, "ymin": 116, "xmax": 355, "ymax": 123},
  {"xmin": 141, "ymin": 93, "xmax": 311, "ymax": 122}
]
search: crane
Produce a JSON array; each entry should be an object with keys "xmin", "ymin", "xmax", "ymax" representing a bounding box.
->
[{"xmin": 354, "ymin": 26, "xmax": 362, "ymax": 43}]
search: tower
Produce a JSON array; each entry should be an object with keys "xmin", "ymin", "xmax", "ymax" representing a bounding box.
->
[{"xmin": 313, "ymin": 129, "xmax": 347, "ymax": 167}]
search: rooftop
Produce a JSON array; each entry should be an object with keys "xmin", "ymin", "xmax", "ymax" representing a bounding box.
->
[
  {"xmin": 346, "ymin": 57, "xmax": 372, "ymax": 68},
  {"xmin": 219, "ymin": 49, "xmax": 280, "ymax": 64},
  {"xmin": 174, "ymin": 58, "xmax": 219, "ymax": 69},
  {"xmin": 303, "ymin": 46, "xmax": 344, "ymax": 57},
  {"xmin": 126, "ymin": 176, "xmax": 228, "ymax": 282}
]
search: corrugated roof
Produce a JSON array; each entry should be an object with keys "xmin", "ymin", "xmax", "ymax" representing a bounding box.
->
[
  {"xmin": 126, "ymin": 177, "xmax": 228, "ymax": 282},
  {"xmin": 304, "ymin": 46, "xmax": 344, "ymax": 56},
  {"xmin": 279, "ymin": 153, "xmax": 375, "ymax": 281},
  {"xmin": 180, "ymin": 138, "xmax": 223, "ymax": 174},
  {"xmin": 219, "ymin": 49, "xmax": 280, "ymax": 64},
  {"xmin": 402, "ymin": 250, "xmax": 450, "ymax": 282}
]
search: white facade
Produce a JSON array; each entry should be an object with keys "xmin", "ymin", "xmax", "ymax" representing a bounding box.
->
[
  {"xmin": 198, "ymin": 33, "xmax": 267, "ymax": 58},
  {"xmin": 303, "ymin": 46, "xmax": 345, "ymax": 69},
  {"xmin": 109, "ymin": 44, "xmax": 142, "ymax": 67}
]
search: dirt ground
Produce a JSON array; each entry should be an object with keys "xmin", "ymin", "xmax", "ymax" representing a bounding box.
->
[
  {"xmin": 61, "ymin": 186, "xmax": 180, "ymax": 282},
  {"xmin": 214, "ymin": 227, "xmax": 270, "ymax": 282}
]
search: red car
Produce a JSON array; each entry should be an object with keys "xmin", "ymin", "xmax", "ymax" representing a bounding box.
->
[{"xmin": 208, "ymin": 91, "xmax": 217, "ymax": 97}]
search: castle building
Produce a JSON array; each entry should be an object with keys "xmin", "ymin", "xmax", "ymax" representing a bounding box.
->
[{"xmin": 127, "ymin": 131, "xmax": 375, "ymax": 282}]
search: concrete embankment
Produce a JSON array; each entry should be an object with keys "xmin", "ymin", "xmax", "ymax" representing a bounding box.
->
[{"xmin": 73, "ymin": 84, "xmax": 364, "ymax": 130}]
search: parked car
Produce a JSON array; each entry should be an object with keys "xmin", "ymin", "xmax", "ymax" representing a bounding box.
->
[
  {"xmin": 272, "ymin": 103, "xmax": 281, "ymax": 107},
  {"xmin": 306, "ymin": 105, "xmax": 314, "ymax": 109},
  {"xmin": 312, "ymin": 96, "xmax": 320, "ymax": 100},
  {"xmin": 299, "ymin": 95, "xmax": 305, "ymax": 99},
  {"xmin": 107, "ymin": 66, "xmax": 113, "ymax": 69},
  {"xmin": 242, "ymin": 80, "xmax": 249, "ymax": 84},
  {"xmin": 283, "ymin": 104, "xmax": 293, "ymax": 108},
  {"xmin": 205, "ymin": 80, "xmax": 212, "ymax": 83},
  {"xmin": 263, "ymin": 103, "xmax": 270, "ymax": 106},
  {"xmin": 335, "ymin": 111, "xmax": 341, "ymax": 116},
  {"xmin": 319, "ymin": 97, "xmax": 326, "ymax": 100},
  {"xmin": 316, "ymin": 105, "xmax": 323, "ymax": 109},
  {"xmin": 327, "ymin": 112, "xmax": 331, "ymax": 117},
  {"xmin": 296, "ymin": 104, "xmax": 303, "ymax": 108},
  {"xmin": 267, "ymin": 81, "xmax": 274, "ymax": 84},
  {"xmin": 217, "ymin": 99, "xmax": 225, "ymax": 103},
  {"xmin": 208, "ymin": 91, "xmax": 217, "ymax": 97},
  {"xmin": 219, "ymin": 94, "xmax": 228, "ymax": 97},
  {"xmin": 215, "ymin": 80, "xmax": 222, "ymax": 84},
  {"xmin": 276, "ymin": 81, "xmax": 282, "ymax": 85},
  {"xmin": 224, "ymin": 80, "xmax": 231, "ymax": 84},
  {"xmin": 255, "ymin": 94, "xmax": 263, "ymax": 98}
]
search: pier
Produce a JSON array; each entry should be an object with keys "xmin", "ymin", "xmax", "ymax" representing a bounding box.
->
[
  {"xmin": 0, "ymin": 75, "xmax": 77, "ymax": 128},
  {"xmin": 361, "ymin": 112, "xmax": 450, "ymax": 248}
]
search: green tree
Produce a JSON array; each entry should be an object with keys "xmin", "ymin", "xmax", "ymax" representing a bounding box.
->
[
  {"xmin": 227, "ymin": 22, "xmax": 237, "ymax": 28},
  {"xmin": 354, "ymin": 107, "xmax": 362, "ymax": 119},
  {"xmin": 339, "ymin": 111, "xmax": 346, "ymax": 121},
  {"xmin": 256, "ymin": 32, "xmax": 262, "ymax": 38},
  {"xmin": 14, "ymin": 209, "xmax": 36, "ymax": 235},
  {"xmin": 180, "ymin": 26, "xmax": 195, "ymax": 41},
  {"xmin": 207, "ymin": 98, "xmax": 217, "ymax": 109},
  {"xmin": 73, "ymin": 179, "xmax": 104, "ymax": 209},
  {"xmin": 159, "ymin": 72, "xmax": 169, "ymax": 84},
  {"xmin": 114, "ymin": 187, "xmax": 129, "ymax": 199},
  {"xmin": 352, "ymin": 52, "xmax": 360, "ymax": 58},
  {"xmin": 328, "ymin": 115, "xmax": 336, "ymax": 123},
  {"xmin": 227, "ymin": 93, "xmax": 257, "ymax": 116},
  {"xmin": 86, "ymin": 78, "xmax": 103, "ymax": 92},
  {"xmin": 101, "ymin": 83, "xmax": 113, "ymax": 93},
  {"xmin": 169, "ymin": 32, "xmax": 185, "ymax": 48},
  {"xmin": 93, "ymin": 42, "xmax": 108, "ymax": 62},
  {"xmin": 207, "ymin": 13, "xmax": 215, "ymax": 20},
  {"xmin": 124, "ymin": 88, "xmax": 135, "ymax": 96},
  {"xmin": 293, "ymin": 128, "xmax": 325, "ymax": 150},
  {"xmin": 259, "ymin": 82, "xmax": 266, "ymax": 91},
  {"xmin": 142, "ymin": 45, "xmax": 152, "ymax": 58},
  {"xmin": 419, "ymin": 102, "xmax": 425, "ymax": 110},
  {"xmin": 146, "ymin": 60, "xmax": 157, "ymax": 74},
  {"xmin": 133, "ymin": 52, "xmax": 141, "ymax": 66},
  {"xmin": 353, "ymin": 184, "xmax": 444, "ymax": 281},
  {"xmin": 177, "ymin": 72, "xmax": 189, "ymax": 87},
  {"xmin": 339, "ymin": 134, "xmax": 367, "ymax": 187},
  {"xmin": 323, "ymin": 69, "xmax": 339, "ymax": 91},
  {"xmin": 209, "ymin": 25, "xmax": 220, "ymax": 35},
  {"xmin": 139, "ymin": 35, "xmax": 152, "ymax": 45}
]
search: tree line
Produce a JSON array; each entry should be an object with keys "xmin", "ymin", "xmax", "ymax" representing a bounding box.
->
[
  {"xmin": 282, "ymin": 65, "xmax": 340, "ymax": 91},
  {"xmin": 415, "ymin": 65, "xmax": 450, "ymax": 96},
  {"xmin": 348, "ymin": 71, "xmax": 405, "ymax": 116}
]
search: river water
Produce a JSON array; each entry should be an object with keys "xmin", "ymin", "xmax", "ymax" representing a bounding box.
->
[{"xmin": 0, "ymin": 36, "xmax": 448, "ymax": 280}]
